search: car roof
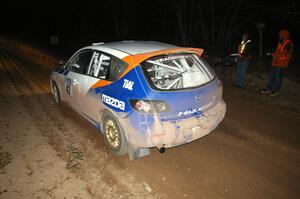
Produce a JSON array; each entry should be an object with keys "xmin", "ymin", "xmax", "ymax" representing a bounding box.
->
[
  {"xmin": 84, "ymin": 41, "xmax": 178, "ymax": 58},
  {"xmin": 100, "ymin": 41, "xmax": 178, "ymax": 55}
]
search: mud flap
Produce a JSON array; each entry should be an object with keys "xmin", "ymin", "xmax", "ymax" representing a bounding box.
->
[{"xmin": 128, "ymin": 142, "xmax": 150, "ymax": 161}]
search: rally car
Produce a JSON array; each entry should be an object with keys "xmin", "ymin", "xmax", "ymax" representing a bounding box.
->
[{"xmin": 50, "ymin": 41, "xmax": 226, "ymax": 160}]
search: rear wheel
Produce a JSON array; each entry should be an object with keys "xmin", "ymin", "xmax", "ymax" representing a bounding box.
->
[
  {"xmin": 52, "ymin": 81, "xmax": 61, "ymax": 104},
  {"xmin": 102, "ymin": 112, "xmax": 128, "ymax": 156}
]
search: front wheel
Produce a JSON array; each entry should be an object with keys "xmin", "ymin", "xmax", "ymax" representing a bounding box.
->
[{"xmin": 102, "ymin": 112, "xmax": 128, "ymax": 156}]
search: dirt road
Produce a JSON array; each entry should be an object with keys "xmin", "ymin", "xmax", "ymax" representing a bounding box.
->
[{"xmin": 0, "ymin": 44, "xmax": 299, "ymax": 199}]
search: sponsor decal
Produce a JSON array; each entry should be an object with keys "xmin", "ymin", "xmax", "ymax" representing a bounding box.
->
[
  {"xmin": 155, "ymin": 54, "xmax": 192, "ymax": 63},
  {"xmin": 177, "ymin": 102, "xmax": 213, "ymax": 117},
  {"xmin": 102, "ymin": 94, "xmax": 125, "ymax": 111},
  {"xmin": 123, "ymin": 79, "xmax": 134, "ymax": 91}
]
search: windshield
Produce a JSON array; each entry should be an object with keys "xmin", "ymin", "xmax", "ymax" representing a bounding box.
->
[{"xmin": 140, "ymin": 53, "xmax": 215, "ymax": 90}]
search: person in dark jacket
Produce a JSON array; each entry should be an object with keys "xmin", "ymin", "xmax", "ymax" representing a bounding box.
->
[{"xmin": 235, "ymin": 33, "xmax": 252, "ymax": 88}]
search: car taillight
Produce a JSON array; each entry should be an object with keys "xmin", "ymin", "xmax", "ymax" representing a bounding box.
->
[
  {"xmin": 135, "ymin": 100, "xmax": 152, "ymax": 113},
  {"xmin": 156, "ymin": 101, "xmax": 167, "ymax": 112},
  {"xmin": 129, "ymin": 100, "xmax": 168, "ymax": 113}
]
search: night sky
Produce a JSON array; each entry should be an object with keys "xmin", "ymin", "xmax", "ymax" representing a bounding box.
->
[{"xmin": 2, "ymin": 0, "xmax": 300, "ymax": 56}]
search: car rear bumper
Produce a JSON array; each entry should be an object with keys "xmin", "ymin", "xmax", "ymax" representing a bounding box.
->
[{"xmin": 120, "ymin": 99, "xmax": 226, "ymax": 148}]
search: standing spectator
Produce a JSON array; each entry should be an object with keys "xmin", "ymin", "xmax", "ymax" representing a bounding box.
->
[
  {"xmin": 235, "ymin": 33, "xmax": 252, "ymax": 88},
  {"xmin": 261, "ymin": 29, "xmax": 293, "ymax": 96}
]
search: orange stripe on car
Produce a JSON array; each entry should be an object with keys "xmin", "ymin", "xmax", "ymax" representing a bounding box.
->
[
  {"xmin": 91, "ymin": 47, "xmax": 203, "ymax": 89},
  {"xmin": 91, "ymin": 79, "xmax": 112, "ymax": 89}
]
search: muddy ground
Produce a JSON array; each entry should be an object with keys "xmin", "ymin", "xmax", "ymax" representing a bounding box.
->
[{"xmin": 0, "ymin": 41, "xmax": 299, "ymax": 199}]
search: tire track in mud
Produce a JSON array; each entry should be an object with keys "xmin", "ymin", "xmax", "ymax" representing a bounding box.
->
[
  {"xmin": 4, "ymin": 50, "xmax": 52, "ymax": 92},
  {"xmin": 0, "ymin": 49, "xmax": 160, "ymax": 199}
]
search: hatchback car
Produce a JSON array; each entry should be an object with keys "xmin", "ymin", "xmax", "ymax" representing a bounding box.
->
[{"xmin": 50, "ymin": 41, "xmax": 226, "ymax": 160}]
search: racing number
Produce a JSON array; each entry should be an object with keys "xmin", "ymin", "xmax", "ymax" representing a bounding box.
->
[
  {"xmin": 66, "ymin": 84, "xmax": 71, "ymax": 95},
  {"xmin": 65, "ymin": 79, "xmax": 72, "ymax": 96}
]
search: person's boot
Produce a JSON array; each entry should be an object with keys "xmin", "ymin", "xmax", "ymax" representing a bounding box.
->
[
  {"xmin": 270, "ymin": 91, "xmax": 279, "ymax": 97},
  {"xmin": 260, "ymin": 89, "xmax": 271, "ymax": 94}
]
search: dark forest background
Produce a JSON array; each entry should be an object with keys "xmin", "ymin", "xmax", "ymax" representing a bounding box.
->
[{"xmin": 2, "ymin": 0, "xmax": 300, "ymax": 58}]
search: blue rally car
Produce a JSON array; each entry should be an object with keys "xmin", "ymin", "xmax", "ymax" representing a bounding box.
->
[{"xmin": 50, "ymin": 41, "xmax": 226, "ymax": 160}]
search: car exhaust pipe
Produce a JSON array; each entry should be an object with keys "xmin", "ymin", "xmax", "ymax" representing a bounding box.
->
[{"xmin": 158, "ymin": 147, "xmax": 166, "ymax": 153}]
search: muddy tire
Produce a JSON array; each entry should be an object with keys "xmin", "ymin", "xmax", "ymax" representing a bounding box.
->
[
  {"xmin": 102, "ymin": 112, "xmax": 128, "ymax": 156},
  {"xmin": 52, "ymin": 81, "xmax": 61, "ymax": 104}
]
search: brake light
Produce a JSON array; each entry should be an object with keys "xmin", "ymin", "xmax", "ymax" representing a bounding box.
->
[
  {"xmin": 156, "ymin": 102, "xmax": 167, "ymax": 112},
  {"xmin": 129, "ymin": 100, "xmax": 168, "ymax": 113},
  {"xmin": 135, "ymin": 100, "xmax": 152, "ymax": 113}
]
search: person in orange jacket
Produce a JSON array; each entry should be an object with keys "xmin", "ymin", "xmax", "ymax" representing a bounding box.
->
[{"xmin": 261, "ymin": 29, "xmax": 293, "ymax": 96}]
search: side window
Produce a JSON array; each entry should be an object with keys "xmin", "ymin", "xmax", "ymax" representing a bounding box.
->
[
  {"xmin": 67, "ymin": 50, "xmax": 93, "ymax": 74},
  {"xmin": 88, "ymin": 51, "xmax": 111, "ymax": 79},
  {"xmin": 109, "ymin": 57, "xmax": 128, "ymax": 81}
]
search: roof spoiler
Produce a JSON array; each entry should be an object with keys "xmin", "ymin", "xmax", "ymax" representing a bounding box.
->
[
  {"xmin": 92, "ymin": 42, "xmax": 104, "ymax": 46},
  {"xmin": 131, "ymin": 47, "xmax": 204, "ymax": 65}
]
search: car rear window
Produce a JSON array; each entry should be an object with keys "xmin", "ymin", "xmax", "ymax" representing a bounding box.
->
[{"xmin": 140, "ymin": 53, "xmax": 215, "ymax": 90}]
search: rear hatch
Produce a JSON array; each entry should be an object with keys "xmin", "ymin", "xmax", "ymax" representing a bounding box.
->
[{"xmin": 139, "ymin": 53, "xmax": 222, "ymax": 121}]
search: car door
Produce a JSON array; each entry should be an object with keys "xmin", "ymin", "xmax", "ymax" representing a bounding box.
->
[
  {"xmin": 80, "ymin": 50, "xmax": 112, "ymax": 121},
  {"xmin": 80, "ymin": 50, "xmax": 129, "ymax": 122},
  {"xmin": 63, "ymin": 49, "xmax": 93, "ymax": 110}
]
